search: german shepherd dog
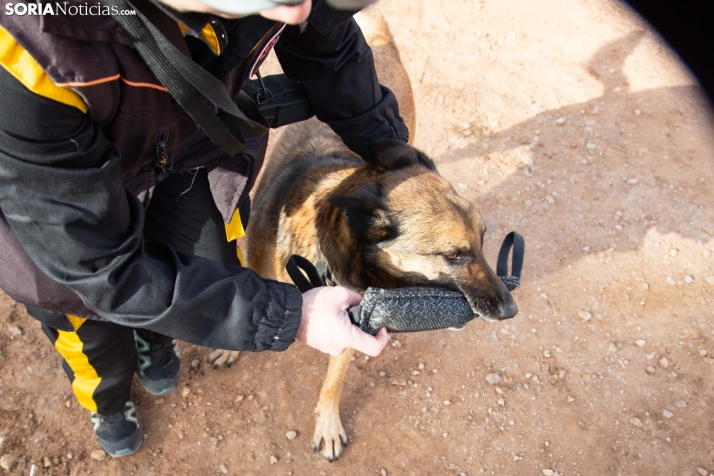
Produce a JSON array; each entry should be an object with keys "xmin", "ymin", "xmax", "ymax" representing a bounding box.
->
[{"xmin": 209, "ymin": 6, "xmax": 517, "ymax": 461}]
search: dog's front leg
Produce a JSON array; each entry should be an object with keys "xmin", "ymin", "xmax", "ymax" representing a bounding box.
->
[{"xmin": 312, "ymin": 347, "xmax": 355, "ymax": 461}]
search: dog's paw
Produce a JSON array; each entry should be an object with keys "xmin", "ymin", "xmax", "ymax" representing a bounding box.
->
[
  {"xmin": 312, "ymin": 404, "xmax": 348, "ymax": 462},
  {"xmin": 206, "ymin": 349, "xmax": 240, "ymax": 368}
]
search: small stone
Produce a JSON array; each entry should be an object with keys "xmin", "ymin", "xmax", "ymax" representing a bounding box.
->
[
  {"xmin": 706, "ymin": 276, "xmax": 714, "ymax": 286},
  {"xmin": 674, "ymin": 400, "xmax": 687, "ymax": 408},
  {"xmin": 684, "ymin": 275, "xmax": 694, "ymax": 284},
  {"xmin": 219, "ymin": 464, "xmax": 228, "ymax": 474},
  {"xmin": 191, "ymin": 358, "xmax": 200, "ymax": 369},
  {"xmin": 630, "ymin": 417, "xmax": 643, "ymax": 427},
  {"xmin": 0, "ymin": 435, "xmax": 5, "ymax": 454},
  {"xmin": 0, "ymin": 454, "xmax": 19, "ymax": 471},
  {"xmin": 235, "ymin": 394, "xmax": 244, "ymax": 402},
  {"xmin": 567, "ymin": 396, "xmax": 575, "ymax": 403},
  {"xmin": 90, "ymin": 449, "xmax": 106, "ymax": 461},
  {"xmin": 578, "ymin": 310, "xmax": 592, "ymax": 321},
  {"xmin": 443, "ymin": 400, "xmax": 451, "ymax": 406},
  {"xmin": 608, "ymin": 343, "xmax": 618, "ymax": 353},
  {"xmin": 525, "ymin": 200, "xmax": 533, "ymax": 207},
  {"xmin": 645, "ymin": 366, "xmax": 656, "ymax": 375},
  {"xmin": 696, "ymin": 468, "xmax": 707, "ymax": 476},
  {"xmin": 379, "ymin": 371, "xmax": 386, "ymax": 377},
  {"xmin": 43, "ymin": 456, "xmax": 52, "ymax": 468},
  {"xmin": 634, "ymin": 109, "xmax": 642, "ymax": 115},
  {"xmin": 270, "ymin": 455, "xmax": 278, "ymax": 465},
  {"xmin": 663, "ymin": 410, "xmax": 674, "ymax": 419},
  {"xmin": 666, "ymin": 276, "xmax": 677, "ymax": 286},
  {"xmin": 178, "ymin": 430, "xmax": 185, "ymax": 440},
  {"xmin": 181, "ymin": 387, "xmax": 191, "ymax": 398},
  {"xmin": 626, "ymin": 178, "xmax": 638, "ymax": 185},
  {"xmin": 486, "ymin": 373, "xmax": 502, "ymax": 384},
  {"xmin": 497, "ymin": 398, "xmax": 505, "ymax": 406},
  {"xmin": 381, "ymin": 469, "xmax": 388, "ymax": 476},
  {"xmin": 457, "ymin": 183, "xmax": 469, "ymax": 190},
  {"xmin": 418, "ymin": 363, "xmax": 425, "ymax": 370},
  {"xmin": 8, "ymin": 325, "xmax": 22, "ymax": 338},
  {"xmin": 555, "ymin": 117, "xmax": 566, "ymax": 126},
  {"xmin": 669, "ymin": 249, "xmax": 678, "ymax": 256},
  {"xmin": 635, "ymin": 339, "xmax": 647, "ymax": 347},
  {"xmin": 658, "ymin": 357, "xmax": 669, "ymax": 369},
  {"xmin": 545, "ymin": 195, "xmax": 555, "ymax": 204},
  {"xmin": 286, "ymin": 431, "xmax": 297, "ymax": 440},
  {"xmin": 542, "ymin": 470, "xmax": 555, "ymax": 476},
  {"xmin": 583, "ymin": 246, "xmax": 591, "ymax": 252},
  {"xmin": 543, "ymin": 350, "xmax": 552, "ymax": 358},
  {"xmin": 700, "ymin": 349, "xmax": 708, "ymax": 357}
]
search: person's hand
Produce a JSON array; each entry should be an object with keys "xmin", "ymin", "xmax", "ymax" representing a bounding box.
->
[{"xmin": 297, "ymin": 286, "xmax": 389, "ymax": 357}]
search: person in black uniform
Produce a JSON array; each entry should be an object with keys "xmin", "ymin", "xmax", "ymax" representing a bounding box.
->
[{"xmin": 0, "ymin": 0, "xmax": 398, "ymax": 457}]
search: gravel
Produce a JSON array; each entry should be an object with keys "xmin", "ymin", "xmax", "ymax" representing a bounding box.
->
[
  {"xmin": 666, "ymin": 276, "xmax": 677, "ymax": 286},
  {"xmin": 630, "ymin": 417, "xmax": 643, "ymax": 428},
  {"xmin": 658, "ymin": 357, "xmax": 670, "ymax": 369},
  {"xmin": 486, "ymin": 373, "xmax": 502, "ymax": 384},
  {"xmin": 578, "ymin": 310, "xmax": 592, "ymax": 321},
  {"xmin": 0, "ymin": 454, "xmax": 19, "ymax": 471},
  {"xmin": 674, "ymin": 400, "xmax": 687, "ymax": 408},
  {"xmin": 90, "ymin": 449, "xmax": 106, "ymax": 461},
  {"xmin": 220, "ymin": 464, "xmax": 228, "ymax": 473},
  {"xmin": 286, "ymin": 431, "xmax": 297, "ymax": 440},
  {"xmin": 635, "ymin": 340, "xmax": 647, "ymax": 347},
  {"xmin": 663, "ymin": 410, "xmax": 674, "ymax": 419}
]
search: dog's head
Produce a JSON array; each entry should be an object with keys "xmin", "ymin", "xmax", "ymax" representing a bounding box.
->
[{"xmin": 322, "ymin": 140, "xmax": 517, "ymax": 321}]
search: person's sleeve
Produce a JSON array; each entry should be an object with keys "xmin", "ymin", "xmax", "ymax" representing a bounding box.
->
[
  {"xmin": 0, "ymin": 66, "xmax": 301, "ymax": 352},
  {"xmin": 273, "ymin": 0, "xmax": 409, "ymax": 163}
]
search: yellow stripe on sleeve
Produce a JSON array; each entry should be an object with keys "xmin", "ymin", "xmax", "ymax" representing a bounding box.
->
[{"xmin": 0, "ymin": 24, "xmax": 88, "ymax": 113}]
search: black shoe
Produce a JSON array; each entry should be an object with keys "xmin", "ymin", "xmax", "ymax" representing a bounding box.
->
[
  {"xmin": 91, "ymin": 401, "xmax": 143, "ymax": 458},
  {"xmin": 134, "ymin": 331, "xmax": 181, "ymax": 396}
]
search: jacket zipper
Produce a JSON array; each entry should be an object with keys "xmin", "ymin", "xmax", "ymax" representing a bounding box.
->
[{"xmin": 154, "ymin": 132, "xmax": 170, "ymax": 171}]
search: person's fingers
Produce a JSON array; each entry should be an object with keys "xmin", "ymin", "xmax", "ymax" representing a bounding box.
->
[
  {"xmin": 334, "ymin": 286, "xmax": 362, "ymax": 309},
  {"xmin": 350, "ymin": 326, "xmax": 389, "ymax": 357}
]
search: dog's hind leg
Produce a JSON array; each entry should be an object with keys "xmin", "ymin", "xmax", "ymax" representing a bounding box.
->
[{"xmin": 312, "ymin": 347, "xmax": 355, "ymax": 461}]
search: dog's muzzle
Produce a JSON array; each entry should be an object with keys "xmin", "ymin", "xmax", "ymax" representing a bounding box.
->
[{"xmin": 286, "ymin": 232, "xmax": 524, "ymax": 336}]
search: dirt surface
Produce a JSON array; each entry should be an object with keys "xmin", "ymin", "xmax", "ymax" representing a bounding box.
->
[{"xmin": 1, "ymin": 0, "xmax": 714, "ymax": 475}]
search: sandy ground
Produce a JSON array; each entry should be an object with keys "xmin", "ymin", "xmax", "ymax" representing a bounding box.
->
[{"xmin": 2, "ymin": 0, "xmax": 714, "ymax": 475}]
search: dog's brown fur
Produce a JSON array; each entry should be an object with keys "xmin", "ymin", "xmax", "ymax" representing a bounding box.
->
[{"xmin": 241, "ymin": 7, "xmax": 516, "ymax": 460}]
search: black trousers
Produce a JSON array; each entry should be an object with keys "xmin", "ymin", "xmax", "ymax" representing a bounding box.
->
[{"xmin": 27, "ymin": 169, "xmax": 241, "ymax": 415}]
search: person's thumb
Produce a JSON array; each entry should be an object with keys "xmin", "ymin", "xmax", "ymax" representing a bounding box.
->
[
  {"xmin": 349, "ymin": 326, "xmax": 389, "ymax": 357},
  {"xmin": 338, "ymin": 287, "xmax": 363, "ymax": 309}
]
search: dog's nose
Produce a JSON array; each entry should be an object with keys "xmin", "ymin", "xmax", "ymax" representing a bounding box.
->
[{"xmin": 499, "ymin": 295, "xmax": 518, "ymax": 320}]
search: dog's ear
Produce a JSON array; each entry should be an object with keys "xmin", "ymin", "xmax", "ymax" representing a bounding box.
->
[
  {"xmin": 371, "ymin": 139, "xmax": 436, "ymax": 172},
  {"xmin": 328, "ymin": 182, "xmax": 395, "ymax": 243}
]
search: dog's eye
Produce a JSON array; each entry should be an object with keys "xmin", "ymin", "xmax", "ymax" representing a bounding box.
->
[{"xmin": 444, "ymin": 252, "xmax": 460, "ymax": 261}]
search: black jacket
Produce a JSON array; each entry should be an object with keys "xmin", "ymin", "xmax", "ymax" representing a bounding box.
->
[{"xmin": 0, "ymin": 0, "xmax": 408, "ymax": 351}]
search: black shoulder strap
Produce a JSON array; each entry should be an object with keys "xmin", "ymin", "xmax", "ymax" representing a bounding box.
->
[{"xmin": 107, "ymin": 0, "xmax": 268, "ymax": 156}]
